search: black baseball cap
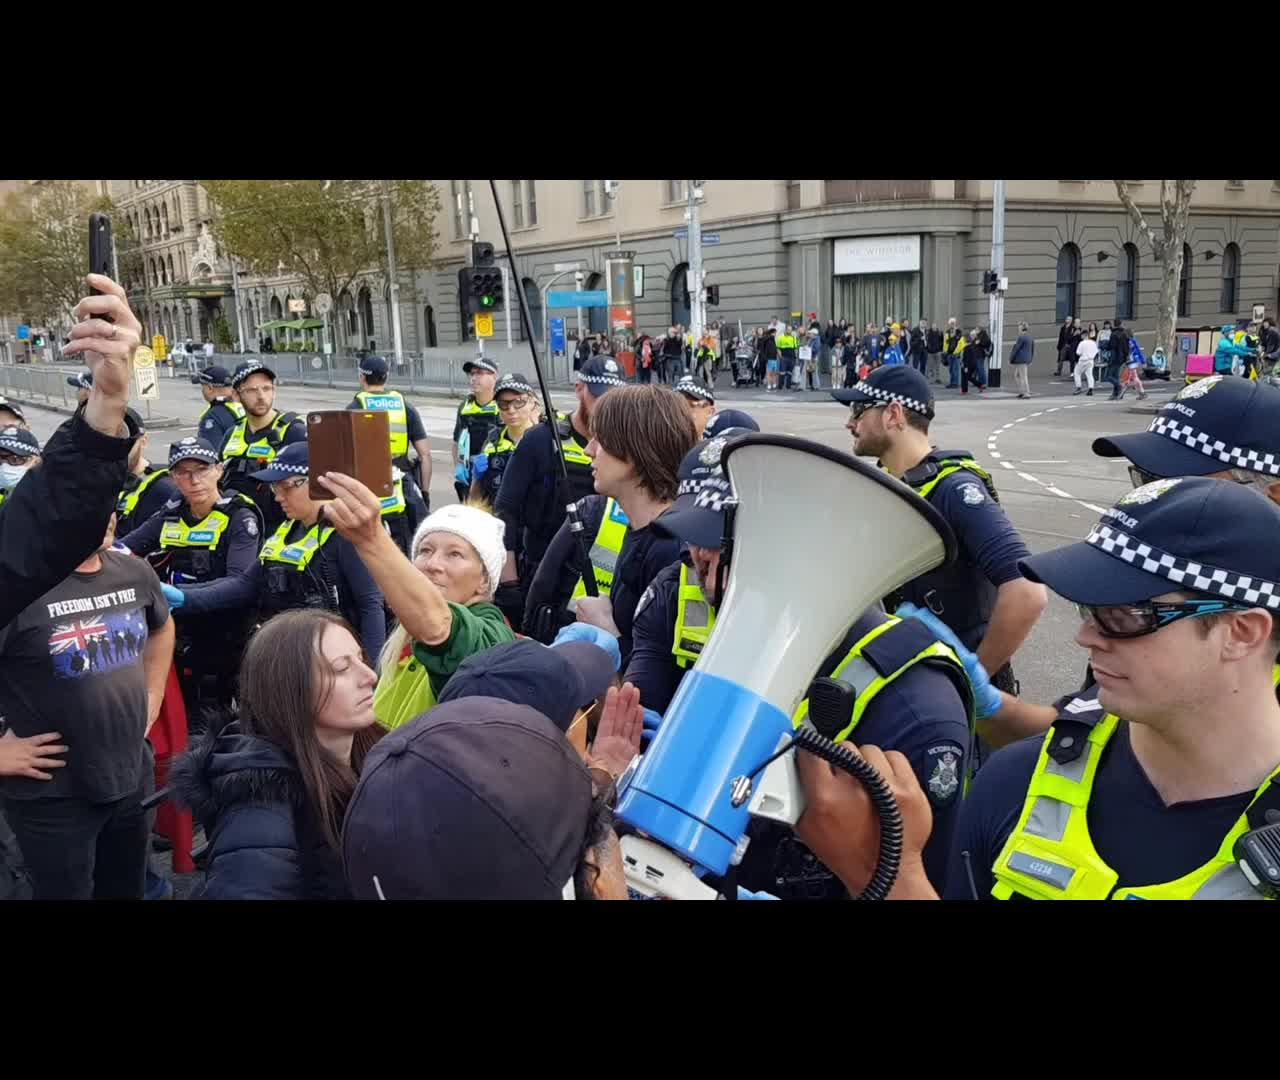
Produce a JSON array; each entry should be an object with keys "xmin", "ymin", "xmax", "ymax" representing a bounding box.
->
[
  {"xmin": 67, "ymin": 370, "xmax": 93, "ymax": 390},
  {"xmin": 193, "ymin": 365, "xmax": 233, "ymax": 387},
  {"xmin": 437, "ymin": 637, "xmax": 616, "ymax": 732},
  {"xmin": 248, "ymin": 441, "xmax": 308, "ymax": 483},
  {"xmin": 703, "ymin": 409, "xmax": 759, "ymax": 438},
  {"xmin": 230, "ymin": 360, "xmax": 277, "ymax": 388},
  {"xmin": 830, "ymin": 365, "xmax": 935, "ymax": 419},
  {"xmin": 342, "ymin": 697, "xmax": 593, "ymax": 900},
  {"xmin": 651, "ymin": 427, "xmax": 753, "ymax": 549},
  {"xmin": 494, "ymin": 372, "xmax": 537, "ymax": 398},
  {"xmin": 1093, "ymin": 376, "xmax": 1280, "ymax": 480},
  {"xmin": 0, "ymin": 397, "xmax": 26, "ymax": 422},
  {"xmin": 575, "ymin": 355, "xmax": 626, "ymax": 397},
  {"xmin": 675, "ymin": 376, "xmax": 715, "ymax": 404},
  {"xmin": 463, "ymin": 356, "xmax": 498, "ymax": 376},
  {"xmin": 0, "ymin": 426, "xmax": 40, "ymax": 458},
  {"xmin": 167, "ymin": 436, "xmax": 221, "ymax": 468},
  {"xmin": 359, "ymin": 355, "xmax": 389, "ymax": 380},
  {"xmin": 1019, "ymin": 476, "xmax": 1280, "ymax": 608}
]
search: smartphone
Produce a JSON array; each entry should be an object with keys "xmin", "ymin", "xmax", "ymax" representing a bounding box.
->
[
  {"xmin": 88, "ymin": 213, "xmax": 113, "ymax": 292},
  {"xmin": 307, "ymin": 411, "xmax": 393, "ymax": 502}
]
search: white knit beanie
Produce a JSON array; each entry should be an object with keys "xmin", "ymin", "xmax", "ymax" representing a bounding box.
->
[{"xmin": 410, "ymin": 504, "xmax": 506, "ymax": 601}]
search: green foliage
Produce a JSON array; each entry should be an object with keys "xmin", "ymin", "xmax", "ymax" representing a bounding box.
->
[{"xmin": 213, "ymin": 315, "xmax": 234, "ymax": 350}]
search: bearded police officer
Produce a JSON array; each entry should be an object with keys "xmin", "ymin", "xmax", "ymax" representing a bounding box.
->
[
  {"xmin": 192, "ymin": 366, "xmax": 244, "ymax": 448},
  {"xmin": 833, "ymin": 366, "xmax": 1046, "ymax": 713},
  {"xmin": 120, "ymin": 437, "xmax": 263, "ymax": 726},
  {"xmin": 163, "ymin": 443, "xmax": 387, "ymax": 660},
  {"xmin": 348, "ymin": 355, "xmax": 431, "ymax": 556},
  {"xmin": 630, "ymin": 430, "xmax": 974, "ymax": 895},
  {"xmin": 494, "ymin": 354, "xmax": 625, "ymax": 598},
  {"xmin": 114, "ymin": 409, "xmax": 178, "ymax": 537},
  {"xmin": 219, "ymin": 360, "xmax": 306, "ymax": 532}
]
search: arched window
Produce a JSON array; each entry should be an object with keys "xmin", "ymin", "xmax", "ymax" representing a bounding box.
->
[
  {"xmin": 159, "ymin": 258, "xmax": 167, "ymax": 285},
  {"xmin": 339, "ymin": 290, "xmax": 357, "ymax": 339},
  {"xmin": 1115, "ymin": 243, "xmax": 1138, "ymax": 321},
  {"xmin": 1054, "ymin": 244, "xmax": 1080, "ymax": 323},
  {"xmin": 424, "ymin": 304, "xmax": 437, "ymax": 348},
  {"xmin": 669, "ymin": 265, "xmax": 691, "ymax": 330},
  {"xmin": 1178, "ymin": 243, "xmax": 1193, "ymax": 317},
  {"xmin": 149, "ymin": 258, "xmax": 158, "ymax": 286},
  {"xmin": 161, "ymin": 203, "xmax": 169, "ymax": 238},
  {"xmin": 1220, "ymin": 242, "xmax": 1240, "ymax": 313},
  {"xmin": 522, "ymin": 278, "xmax": 542, "ymax": 341},
  {"xmin": 359, "ymin": 287, "xmax": 375, "ymax": 346},
  {"xmin": 586, "ymin": 272, "xmax": 608, "ymax": 334},
  {"xmin": 269, "ymin": 295, "xmax": 283, "ymax": 321},
  {"xmin": 144, "ymin": 208, "xmax": 153, "ymax": 240},
  {"xmin": 167, "ymin": 254, "xmax": 175, "ymax": 283}
]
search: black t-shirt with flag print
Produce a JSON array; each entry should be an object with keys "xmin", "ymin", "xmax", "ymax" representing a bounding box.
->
[{"xmin": 0, "ymin": 551, "xmax": 169, "ymax": 803}]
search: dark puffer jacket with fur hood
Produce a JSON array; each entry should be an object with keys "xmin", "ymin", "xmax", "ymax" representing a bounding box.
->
[{"xmin": 171, "ymin": 724, "xmax": 350, "ymax": 900}]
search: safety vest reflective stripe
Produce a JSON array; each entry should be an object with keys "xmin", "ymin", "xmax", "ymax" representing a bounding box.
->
[
  {"xmin": 378, "ymin": 476, "xmax": 407, "ymax": 518},
  {"xmin": 482, "ymin": 429, "xmax": 516, "ymax": 456},
  {"xmin": 554, "ymin": 414, "xmax": 592, "ymax": 467},
  {"xmin": 199, "ymin": 399, "xmax": 245, "ymax": 424},
  {"xmin": 259, "ymin": 519, "xmax": 335, "ymax": 570},
  {"xmin": 356, "ymin": 390, "xmax": 409, "ymax": 457},
  {"xmin": 991, "ymin": 711, "xmax": 1278, "ymax": 900},
  {"xmin": 915, "ymin": 459, "xmax": 999, "ymax": 503},
  {"xmin": 159, "ymin": 509, "xmax": 232, "ymax": 550},
  {"xmin": 672, "ymin": 564, "xmax": 717, "ymax": 669},
  {"xmin": 117, "ymin": 469, "xmax": 170, "ymax": 518},
  {"xmin": 221, "ymin": 413, "xmax": 296, "ymax": 465},
  {"xmin": 571, "ymin": 498, "xmax": 629, "ymax": 601}
]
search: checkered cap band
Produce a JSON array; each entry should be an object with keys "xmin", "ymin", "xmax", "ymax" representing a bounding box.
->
[
  {"xmin": 577, "ymin": 371, "xmax": 626, "ymax": 387},
  {"xmin": 0, "ymin": 433, "xmax": 37, "ymax": 456},
  {"xmin": 1149, "ymin": 415, "xmax": 1280, "ymax": 476},
  {"xmin": 676, "ymin": 379, "xmax": 714, "ymax": 402},
  {"xmin": 1085, "ymin": 523, "xmax": 1280, "ymax": 610},
  {"xmin": 693, "ymin": 479, "xmax": 733, "ymax": 512},
  {"xmin": 497, "ymin": 378, "xmax": 537, "ymax": 396},
  {"xmin": 231, "ymin": 362, "xmax": 273, "ymax": 387},
  {"xmin": 267, "ymin": 462, "xmax": 308, "ymax": 476},
  {"xmin": 170, "ymin": 441, "xmax": 220, "ymax": 465},
  {"xmin": 852, "ymin": 380, "xmax": 931, "ymax": 416}
]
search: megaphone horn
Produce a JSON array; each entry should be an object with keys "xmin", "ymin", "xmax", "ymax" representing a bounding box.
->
[{"xmin": 615, "ymin": 434, "xmax": 957, "ymax": 877}]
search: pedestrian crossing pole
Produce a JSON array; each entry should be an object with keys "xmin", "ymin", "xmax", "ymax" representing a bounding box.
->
[{"xmin": 987, "ymin": 179, "xmax": 1007, "ymax": 389}]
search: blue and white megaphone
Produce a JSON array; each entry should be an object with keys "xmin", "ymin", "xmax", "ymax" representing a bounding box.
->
[{"xmin": 615, "ymin": 433, "xmax": 956, "ymax": 898}]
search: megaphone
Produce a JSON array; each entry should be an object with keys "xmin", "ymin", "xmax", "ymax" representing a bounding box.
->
[{"xmin": 615, "ymin": 433, "xmax": 956, "ymax": 889}]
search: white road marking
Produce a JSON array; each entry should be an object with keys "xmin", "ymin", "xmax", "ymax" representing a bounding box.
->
[
  {"xmin": 1046, "ymin": 486, "xmax": 1073, "ymax": 498},
  {"xmin": 990, "ymin": 451, "xmax": 1001, "ymax": 459},
  {"xmin": 1082, "ymin": 502, "xmax": 1107, "ymax": 514},
  {"xmin": 1017, "ymin": 472, "xmax": 1044, "ymax": 484},
  {"xmin": 999, "ymin": 460, "xmax": 1014, "ymax": 469}
]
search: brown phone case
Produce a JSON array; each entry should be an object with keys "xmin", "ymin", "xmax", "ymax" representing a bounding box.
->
[{"xmin": 306, "ymin": 411, "xmax": 393, "ymax": 501}]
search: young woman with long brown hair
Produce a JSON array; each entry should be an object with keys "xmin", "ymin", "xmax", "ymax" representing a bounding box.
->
[{"xmin": 173, "ymin": 609, "xmax": 382, "ymax": 899}]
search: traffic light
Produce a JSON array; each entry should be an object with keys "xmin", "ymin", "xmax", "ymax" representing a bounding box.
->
[
  {"xmin": 472, "ymin": 241, "xmax": 494, "ymax": 267},
  {"xmin": 33, "ymin": 332, "xmax": 44, "ymax": 347},
  {"xmin": 982, "ymin": 270, "xmax": 1003, "ymax": 294},
  {"xmin": 465, "ymin": 266, "xmax": 503, "ymax": 314},
  {"xmin": 705, "ymin": 285, "xmax": 720, "ymax": 306}
]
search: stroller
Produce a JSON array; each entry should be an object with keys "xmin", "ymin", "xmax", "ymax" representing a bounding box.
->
[{"xmin": 732, "ymin": 344, "xmax": 757, "ymax": 387}]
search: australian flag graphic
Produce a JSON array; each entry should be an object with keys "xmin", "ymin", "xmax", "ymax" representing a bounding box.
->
[{"xmin": 48, "ymin": 608, "xmax": 150, "ymax": 680}]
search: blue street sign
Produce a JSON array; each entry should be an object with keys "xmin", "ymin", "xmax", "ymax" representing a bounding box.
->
[
  {"xmin": 672, "ymin": 228, "xmax": 719, "ymax": 244},
  {"xmin": 15, "ymin": 324, "xmax": 29, "ymax": 340},
  {"xmin": 673, "ymin": 227, "xmax": 688, "ymax": 239},
  {"xmin": 550, "ymin": 317, "xmax": 566, "ymax": 355},
  {"xmin": 702, "ymin": 233, "xmax": 721, "ymax": 245},
  {"xmin": 548, "ymin": 289, "xmax": 608, "ymax": 309}
]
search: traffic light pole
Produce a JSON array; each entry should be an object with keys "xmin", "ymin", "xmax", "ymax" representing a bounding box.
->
[
  {"xmin": 688, "ymin": 181, "xmax": 704, "ymax": 348},
  {"xmin": 487, "ymin": 179, "xmax": 598, "ymax": 597},
  {"xmin": 381, "ymin": 180, "xmax": 406, "ymax": 367},
  {"xmin": 987, "ymin": 179, "xmax": 1006, "ymax": 389}
]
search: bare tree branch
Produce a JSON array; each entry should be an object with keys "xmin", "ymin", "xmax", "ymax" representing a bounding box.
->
[{"xmin": 1114, "ymin": 181, "xmax": 1164, "ymax": 258}]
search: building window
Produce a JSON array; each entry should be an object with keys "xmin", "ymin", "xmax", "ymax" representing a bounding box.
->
[
  {"xmin": 450, "ymin": 180, "xmax": 465, "ymax": 238},
  {"xmin": 1221, "ymin": 242, "xmax": 1240, "ymax": 312},
  {"xmin": 161, "ymin": 203, "xmax": 169, "ymax": 238},
  {"xmin": 167, "ymin": 254, "xmax": 175, "ymax": 283},
  {"xmin": 522, "ymin": 278, "xmax": 542, "ymax": 341},
  {"xmin": 583, "ymin": 179, "xmax": 596, "ymax": 218},
  {"xmin": 511, "ymin": 180, "xmax": 523, "ymax": 228},
  {"xmin": 527, "ymin": 181, "xmax": 537, "ymax": 226},
  {"xmin": 145, "ymin": 208, "xmax": 153, "ymax": 240},
  {"xmin": 1178, "ymin": 243, "xmax": 1192, "ymax": 317},
  {"xmin": 667, "ymin": 180, "xmax": 686, "ymax": 204},
  {"xmin": 670, "ymin": 263, "xmax": 690, "ymax": 328},
  {"xmin": 149, "ymin": 258, "xmax": 157, "ymax": 287},
  {"xmin": 1115, "ymin": 243, "xmax": 1138, "ymax": 321},
  {"xmin": 1054, "ymin": 243, "xmax": 1080, "ymax": 323}
]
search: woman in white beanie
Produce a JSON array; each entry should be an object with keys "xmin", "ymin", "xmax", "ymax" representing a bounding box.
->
[{"xmin": 319, "ymin": 475, "xmax": 515, "ymax": 731}]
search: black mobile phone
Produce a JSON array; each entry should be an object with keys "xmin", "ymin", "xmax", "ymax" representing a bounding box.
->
[{"xmin": 88, "ymin": 213, "xmax": 113, "ymax": 309}]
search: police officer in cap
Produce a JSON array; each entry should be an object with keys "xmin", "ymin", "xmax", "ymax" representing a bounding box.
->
[
  {"xmin": 630, "ymin": 429, "xmax": 975, "ymax": 895},
  {"xmin": 470, "ymin": 372, "xmax": 541, "ymax": 508},
  {"xmin": 832, "ymin": 365, "xmax": 1046, "ymax": 716},
  {"xmin": 0, "ymin": 397, "xmax": 28, "ymax": 430},
  {"xmin": 829, "ymin": 478, "xmax": 1280, "ymax": 901},
  {"xmin": 162, "ymin": 442, "xmax": 387, "ymax": 661},
  {"xmin": 673, "ymin": 375, "xmax": 717, "ymax": 438},
  {"xmin": 347, "ymin": 354, "xmax": 431, "ymax": 557},
  {"xmin": 119, "ymin": 436, "xmax": 264, "ymax": 725},
  {"xmin": 0, "ymin": 427, "xmax": 40, "ymax": 508},
  {"xmin": 192, "ymin": 366, "xmax": 244, "ymax": 448},
  {"xmin": 219, "ymin": 360, "xmax": 306, "ymax": 532},
  {"xmin": 452, "ymin": 355, "xmax": 500, "ymax": 502},
  {"xmin": 701, "ymin": 409, "xmax": 760, "ymax": 440},
  {"xmin": 114, "ymin": 408, "xmax": 178, "ymax": 537},
  {"xmin": 494, "ymin": 353, "xmax": 625, "ymax": 600}
]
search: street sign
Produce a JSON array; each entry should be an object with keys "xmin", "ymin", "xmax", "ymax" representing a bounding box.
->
[
  {"xmin": 550, "ymin": 317, "xmax": 566, "ymax": 355},
  {"xmin": 554, "ymin": 261, "xmax": 583, "ymax": 273},
  {"xmin": 673, "ymin": 227, "xmax": 688, "ymax": 239},
  {"xmin": 548, "ymin": 289, "xmax": 608, "ymax": 309},
  {"xmin": 314, "ymin": 292, "xmax": 333, "ymax": 316},
  {"xmin": 288, "ymin": 298, "xmax": 307, "ymax": 314},
  {"xmin": 702, "ymin": 233, "xmax": 720, "ymax": 245},
  {"xmin": 673, "ymin": 228, "xmax": 718, "ymax": 244},
  {"xmin": 475, "ymin": 313, "xmax": 494, "ymax": 338},
  {"xmin": 634, "ymin": 265, "xmax": 644, "ymax": 298},
  {"xmin": 15, "ymin": 324, "xmax": 29, "ymax": 341},
  {"xmin": 134, "ymin": 346, "xmax": 159, "ymax": 400}
]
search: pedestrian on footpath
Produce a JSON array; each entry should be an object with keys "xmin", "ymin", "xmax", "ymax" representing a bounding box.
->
[
  {"xmin": 1009, "ymin": 321, "xmax": 1035, "ymax": 398},
  {"xmin": 925, "ymin": 320, "xmax": 944, "ymax": 383},
  {"xmin": 1054, "ymin": 317, "xmax": 1075, "ymax": 377},
  {"xmin": 943, "ymin": 318, "xmax": 965, "ymax": 389},
  {"xmin": 961, "ymin": 327, "xmax": 988, "ymax": 394},
  {"xmin": 1123, "ymin": 337, "xmax": 1149, "ymax": 400},
  {"xmin": 1073, "ymin": 328, "xmax": 1098, "ymax": 396},
  {"xmin": 1104, "ymin": 320, "xmax": 1129, "ymax": 400}
]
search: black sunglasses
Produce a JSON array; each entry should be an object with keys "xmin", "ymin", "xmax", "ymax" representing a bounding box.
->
[
  {"xmin": 1128, "ymin": 464, "xmax": 1256, "ymax": 489},
  {"xmin": 851, "ymin": 401, "xmax": 888, "ymax": 421},
  {"xmin": 1075, "ymin": 598, "xmax": 1252, "ymax": 638}
]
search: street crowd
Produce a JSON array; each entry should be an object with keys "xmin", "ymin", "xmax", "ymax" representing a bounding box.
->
[{"xmin": 2, "ymin": 275, "xmax": 1279, "ymax": 902}]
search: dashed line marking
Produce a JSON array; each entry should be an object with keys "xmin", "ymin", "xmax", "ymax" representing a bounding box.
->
[
  {"xmin": 1046, "ymin": 486, "xmax": 1073, "ymax": 498},
  {"xmin": 1082, "ymin": 502, "xmax": 1107, "ymax": 514},
  {"xmin": 1017, "ymin": 471, "xmax": 1043, "ymax": 485}
]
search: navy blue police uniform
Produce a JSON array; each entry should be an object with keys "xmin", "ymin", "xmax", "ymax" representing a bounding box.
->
[{"xmin": 192, "ymin": 366, "xmax": 245, "ymax": 449}]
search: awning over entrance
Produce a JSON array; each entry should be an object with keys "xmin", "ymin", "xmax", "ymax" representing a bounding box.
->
[{"xmin": 260, "ymin": 318, "xmax": 323, "ymax": 332}]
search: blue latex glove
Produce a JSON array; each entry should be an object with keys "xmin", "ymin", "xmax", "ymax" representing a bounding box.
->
[
  {"xmin": 453, "ymin": 462, "xmax": 470, "ymax": 486},
  {"xmin": 470, "ymin": 452, "xmax": 490, "ymax": 478},
  {"xmin": 552, "ymin": 621, "xmax": 622, "ymax": 672},
  {"xmin": 161, "ymin": 583, "xmax": 186, "ymax": 610},
  {"xmin": 894, "ymin": 602, "xmax": 1003, "ymax": 718}
]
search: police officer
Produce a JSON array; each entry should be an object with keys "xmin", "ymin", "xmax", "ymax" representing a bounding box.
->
[
  {"xmin": 452, "ymin": 356, "xmax": 500, "ymax": 502},
  {"xmin": 0, "ymin": 427, "xmax": 40, "ymax": 508},
  {"xmin": 701, "ymin": 409, "xmax": 760, "ymax": 440},
  {"xmin": 494, "ymin": 354, "xmax": 625, "ymax": 596},
  {"xmin": 521, "ymin": 384, "xmax": 696, "ymax": 658},
  {"xmin": 163, "ymin": 443, "xmax": 387, "ymax": 661},
  {"xmin": 833, "ymin": 366, "xmax": 1046, "ymax": 712},
  {"xmin": 219, "ymin": 360, "xmax": 306, "ymax": 532},
  {"xmin": 192, "ymin": 365, "xmax": 244, "ymax": 448},
  {"xmin": 348, "ymin": 355, "xmax": 430, "ymax": 557},
  {"xmin": 673, "ymin": 375, "xmax": 717, "ymax": 438},
  {"xmin": 119, "ymin": 437, "xmax": 263, "ymax": 726},
  {"xmin": 629, "ymin": 431, "xmax": 974, "ymax": 895},
  {"xmin": 66, "ymin": 370, "xmax": 93, "ymax": 407},
  {"xmin": 0, "ymin": 397, "xmax": 28, "ymax": 430},
  {"xmin": 471, "ymin": 372, "xmax": 541, "ymax": 507},
  {"xmin": 114, "ymin": 408, "xmax": 178, "ymax": 537}
]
